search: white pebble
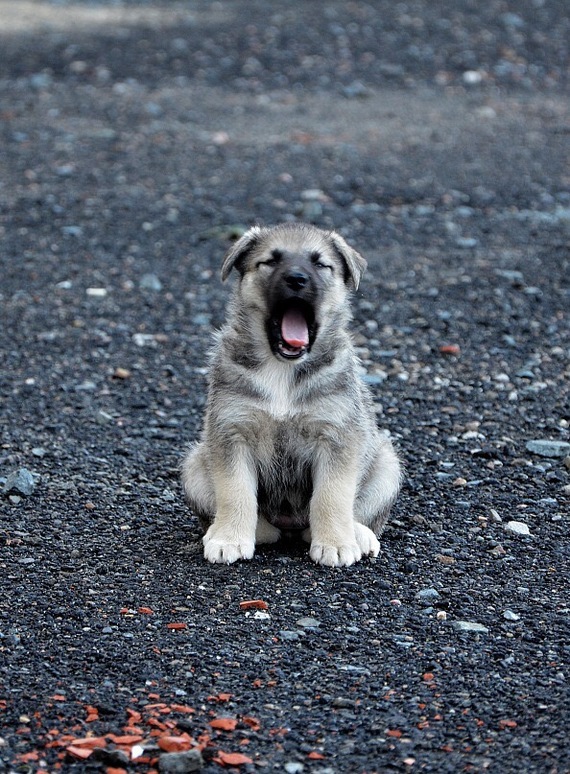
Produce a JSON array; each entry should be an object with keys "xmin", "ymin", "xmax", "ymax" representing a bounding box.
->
[
  {"xmin": 463, "ymin": 70, "xmax": 483, "ymax": 84},
  {"xmin": 86, "ymin": 287, "xmax": 107, "ymax": 297},
  {"xmin": 505, "ymin": 521, "xmax": 531, "ymax": 536}
]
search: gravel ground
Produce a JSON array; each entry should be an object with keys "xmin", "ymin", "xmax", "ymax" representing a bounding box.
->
[{"xmin": 1, "ymin": 1, "xmax": 569, "ymax": 772}]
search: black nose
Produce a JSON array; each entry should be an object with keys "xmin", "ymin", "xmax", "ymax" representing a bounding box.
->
[{"xmin": 285, "ymin": 268, "xmax": 309, "ymax": 291}]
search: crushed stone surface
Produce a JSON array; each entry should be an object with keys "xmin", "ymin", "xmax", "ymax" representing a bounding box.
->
[{"xmin": 1, "ymin": 1, "xmax": 569, "ymax": 772}]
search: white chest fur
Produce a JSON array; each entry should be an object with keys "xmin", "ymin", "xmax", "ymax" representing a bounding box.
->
[{"xmin": 255, "ymin": 359, "xmax": 297, "ymax": 418}]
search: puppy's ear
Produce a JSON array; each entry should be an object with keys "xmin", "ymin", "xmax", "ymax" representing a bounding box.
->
[
  {"xmin": 329, "ymin": 231, "xmax": 367, "ymax": 290},
  {"xmin": 220, "ymin": 226, "xmax": 262, "ymax": 281}
]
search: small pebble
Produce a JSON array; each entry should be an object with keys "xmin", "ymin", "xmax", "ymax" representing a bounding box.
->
[
  {"xmin": 113, "ymin": 367, "xmax": 131, "ymax": 380},
  {"xmin": 191, "ymin": 314, "xmax": 211, "ymax": 327},
  {"xmin": 456, "ymin": 237, "xmax": 478, "ymax": 249},
  {"xmin": 342, "ymin": 80, "xmax": 371, "ymax": 98},
  {"xmin": 301, "ymin": 189, "xmax": 326, "ymax": 201},
  {"xmin": 140, "ymin": 273, "xmax": 163, "ymax": 292},
  {"xmin": 62, "ymin": 225, "xmax": 82, "ymax": 237},
  {"xmin": 505, "ymin": 521, "xmax": 531, "ymax": 536},
  {"xmin": 453, "ymin": 621, "xmax": 489, "ymax": 633},
  {"xmin": 332, "ymin": 697, "xmax": 355, "ymax": 708},
  {"xmin": 503, "ymin": 610, "xmax": 521, "ymax": 622},
  {"xmin": 415, "ymin": 588, "xmax": 441, "ymax": 603},
  {"xmin": 296, "ymin": 617, "xmax": 320, "ymax": 629},
  {"xmin": 92, "ymin": 748, "xmax": 130, "ymax": 766},
  {"xmin": 284, "ymin": 763, "xmax": 304, "ymax": 774},
  {"xmin": 463, "ymin": 70, "xmax": 483, "ymax": 84},
  {"xmin": 30, "ymin": 72, "xmax": 53, "ymax": 89},
  {"xmin": 158, "ymin": 749, "xmax": 204, "ymax": 773},
  {"xmin": 279, "ymin": 631, "xmax": 300, "ymax": 641},
  {"xmin": 86, "ymin": 287, "xmax": 108, "ymax": 298}
]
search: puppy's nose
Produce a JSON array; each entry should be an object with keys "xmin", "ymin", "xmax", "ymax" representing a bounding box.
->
[{"xmin": 285, "ymin": 268, "xmax": 309, "ymax": 291}]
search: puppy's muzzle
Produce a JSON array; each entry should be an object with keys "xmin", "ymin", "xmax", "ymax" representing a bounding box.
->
[{"xmin": 267, "ymin": 262, "xmax": 319, "ymax": 360}]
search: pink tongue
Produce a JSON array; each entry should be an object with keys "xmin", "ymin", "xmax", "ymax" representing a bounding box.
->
[{"xmin": 281, "ymin": 308, "xmax": 309, "ymax": 348}]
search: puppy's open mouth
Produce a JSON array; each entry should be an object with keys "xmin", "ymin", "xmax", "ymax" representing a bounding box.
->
[{"xmin": 269, "ymin": 301, "xmax": 315, "ymax": 360}]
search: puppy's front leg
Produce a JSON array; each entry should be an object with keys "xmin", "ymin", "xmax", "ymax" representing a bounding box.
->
[
  {"xmin": 309, "ymin": 453, "xmax": 376, "ymax": 568},
  {"xmin": 203, "ymin": 447, "xmax": 258, "ymax": 564}
]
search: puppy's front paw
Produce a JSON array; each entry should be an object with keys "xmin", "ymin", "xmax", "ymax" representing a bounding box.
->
[
  {"xmin": 203, "ymin": 526, "xmax": 255, "ymax": 564},
  {"xmin": 354, "ymin": 523, "xmax": 380, "ymax": 558},
  {"xmin": 310, "ymin": 541, "xmax": 362, "ymax": 568}
]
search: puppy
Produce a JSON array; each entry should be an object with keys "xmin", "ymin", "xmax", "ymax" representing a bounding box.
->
[{"xmin": 181, "ymin": 223, "xmax": 401, "ymax": 566}]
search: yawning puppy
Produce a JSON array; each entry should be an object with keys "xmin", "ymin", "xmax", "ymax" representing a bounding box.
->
[{"xmin": 181, "ymin": 223, "xmax": 402, "ymax": 566}]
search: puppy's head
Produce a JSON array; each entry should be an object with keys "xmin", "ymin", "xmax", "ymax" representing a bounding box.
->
[{"xmin": 221, "ymin": 223, "xmax": 367, "ymax": 361}]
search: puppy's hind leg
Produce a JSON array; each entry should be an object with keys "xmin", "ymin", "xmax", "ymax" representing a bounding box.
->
[
  {"xmin": 256, "ymin": 515, "xmax": 281, "ymax": 545},
  {"xmin": 181, "ymin": 443, "xmax": 216, "ymax": 531}
]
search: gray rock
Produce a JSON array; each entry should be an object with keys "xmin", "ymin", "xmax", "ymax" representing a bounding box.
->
[
  {"xmin": 415, "ymin": 588, "xmax": 441, "ymax": 603},
  {"xmin": 456, "ymin": 236, "xmax": 478, "ymax": 249},
  {"xmin": 336, "ymin": 664, "xmax": 370, "ymax": 675},
  {"xmin": 92, "ymin": 747, "xmax": 130, "ymax": 766},
  {"xmin": 501, "ymin": 12, "xmax": 525, "ymax": 28},
  {"xmin": 158, "ymin": 749, "xmax": 203, "ymax": 773},
  {"xmin": 284, "ymin": 763, "xmax": 305, "ymax": 774},
  {"xmin": 191, "ymin": 313, "xmax": 211, "ymax": 326},
  {"xmin": 279, "ymin": 630, "xmax": 300, "ymax": 641},
  {"xmin": 503, "ymin": 610, "xmax": 521, "ymax": 622},
  {"xmin": 75, "ymin": 380, "xmax": 97, "ymax": 391},
  {"xmin": 332, "ymin": 697, "xmax": 356, "ymax": 708},
  {"xmin": 453, "ymin": 621, "xmax": 489, "ymax": 633},
  {"xmin": 30, "ymin": 71, "xmax": 53, "ymax": 90},
  {"xmin": 342, "ymin": 80, "xmax": 371, "ymax": 98},
  {"xmin": 296, "ymin": 617, "xmax": 320, "ymax": 629},
  {"xmin": 3, "ymin": 468, "xmax": 38, "ymax": 497},
  {"xmin": 362, "ymin": 373, "xmax": 388, "ymax": 385},
  {"xmin": 505, "ymin": 521, "xmax": 531, "ymax": 536},
  {"xmin": 140, "ymin": 273, "xmax": 163, "ymax": 292},
  {"xmin": 61, "ymin": 225, "xmax": 83, "ymax": 236},
  {"xmin": 526, "ymin": 439, "xmax": 570, "ymax": 458},
  {"xmin": 495, "ymin": 269, "xmax": 525, "ymax": 285},
  {"xmin": 300, "ymin": 189, "xmax": 326, "ymax": 201}
]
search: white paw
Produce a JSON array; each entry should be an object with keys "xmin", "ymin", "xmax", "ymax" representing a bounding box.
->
[
  {"xmin": 203, "ymin": 526, "xmax": 255, "ymax": 564},
  {"xmin": 354, "ymin": 523, "xmax": 380, "ymax": 557},
  {"xmin": 309, "ymin": 541, "xmax": 362, "ymax": 568}
]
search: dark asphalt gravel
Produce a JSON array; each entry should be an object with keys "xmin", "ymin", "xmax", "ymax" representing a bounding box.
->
[{"xmin": 1, "ymin": 2, "xmax": 569, "ymax": 773}]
